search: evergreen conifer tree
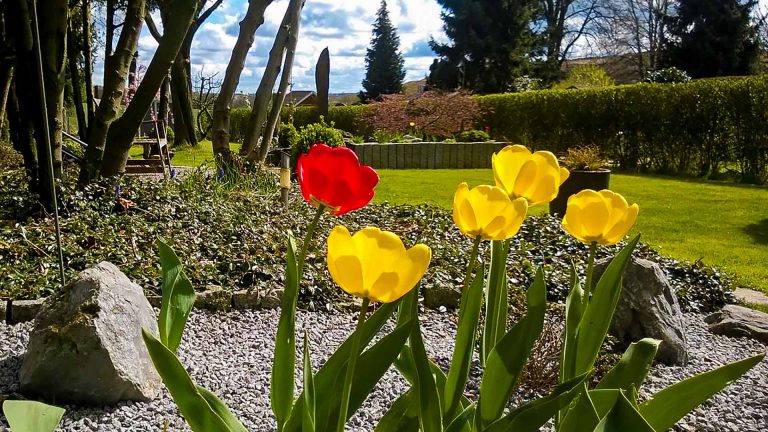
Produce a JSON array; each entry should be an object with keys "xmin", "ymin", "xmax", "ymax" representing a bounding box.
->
[
  {"xmin": 661, "ymin": 0, "xmax": 759, "ymax": 77},
  {"xmin": 360, "ymin": 0, "xmax": 405, "ymax": 101}
]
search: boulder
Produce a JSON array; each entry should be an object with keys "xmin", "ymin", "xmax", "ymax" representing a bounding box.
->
[
  {"xmin": 595, "ymin": 257, "xmax": 688, "ymax": 365},
  {"xmin": 423, "ymin": 285, "xmax": 461, "ymax": 309},
  {"xmin": 20, "ymin": 262, "xmax": 161, "ymax": 405},
  {"xmin": 705, "ymin": 305, "xmax": 768, "ymax": 344}
]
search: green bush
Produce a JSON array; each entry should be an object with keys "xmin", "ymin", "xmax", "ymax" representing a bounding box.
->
[
  {"xmin": 645, "ymin": 67, "xmax": 692, "ymax": 84},
  {"xmin": 295, "ymin": 117, "xmax": 345, "ymax": 156},
  {"xmin": 229, "ymin": 108, "xmax": 251, "ymax": 143},
  {"xmin": 277, "ymin": 123, "xmax": 298, "ymax": 149},
  {"xmin": 478, "ymin": 75, "xmax": 768, "ymax": 183},
  {"xmin": 552, "ymin": 64, "xmax": 615, "ymax": 90},
  {"xmin": 166, "ymin": 127, "xmax": 175, "ymax": 145},
  {"xmin": 455, "ymin": 129, "xmax": 491, "ymax": 142},
  {"xmin": 285, "ymin": 105, "xmax": 374, "ymax": 137}
]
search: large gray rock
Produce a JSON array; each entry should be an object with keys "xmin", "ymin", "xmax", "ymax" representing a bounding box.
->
[
  {"xmin": 595, "ymin": 257, "xmax": 688, "ymax": 365},
  {"xmin": 705, "ymin": 305, "xmax": 768, "ymax": 344},
  {"xmin": 423, "ymin": 285, "xmax": 461, "ymax": 309},
  {"xmin": 20, "ymin": 262, "xmax": 161, "ymax": 405}
]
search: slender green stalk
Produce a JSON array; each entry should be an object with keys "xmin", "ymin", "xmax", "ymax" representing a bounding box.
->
[
  {"xmin": 585, "ymin": 241, "xmax": 598, "ymax": 298},
  {"xmin": 336, "ymin": 297, "xmax": 370, "ymax": 432},
  {"xmin": 461, "ymin": 235, "xmax": 483, "ymax": 291},
  {"xmin": 298, "ymin": 205, "xmax": 325, "ymax": 276}
]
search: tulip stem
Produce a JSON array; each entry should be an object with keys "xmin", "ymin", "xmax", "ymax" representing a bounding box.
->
[
  {"xmin": 298, "ymin": 205, "xmax": 325, "ymax": 277},
  {"xmin": 337, "ymin": 297, "xmax": 370, "ymax": 432},
  {"xmin": 462, "ymin": 235, "xmax": 483, "ymax": 291},
  {"xmin": 585, "ymin": 241, "xmax": 598, "ymax": 298}
]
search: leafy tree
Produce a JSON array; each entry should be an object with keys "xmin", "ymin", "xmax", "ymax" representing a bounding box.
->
[
  {"xmin": 661, "ymin": 0, "xmax": 760, "ymax": 78},
  {"xmin": 428, "ymin": 0, "xmax": 539, "ymax": 93},
  {"xmin": 360, "ymin": 0, "xmax": 405, "ymax": 101}
]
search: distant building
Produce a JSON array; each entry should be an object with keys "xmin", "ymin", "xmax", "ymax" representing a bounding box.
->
[
  {"xmin": 285, "ymin": 91, "xmax": 318, "ymax": 106},
  {"xmin": 563, "ymin": 54, "xmax": 644, "ymax": 84}
]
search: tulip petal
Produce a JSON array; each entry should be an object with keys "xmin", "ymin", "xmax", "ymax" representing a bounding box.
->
[
  {"xmin": 368, "ymin": 271, "xmax": 401, "ymax": 303},
  {"xmin": 599, "ymin": 190, "xmax": 629, "ymax": 235},
  {"xmin": 559, "ymin": 167, "xmax": 570, "ymax": 185},
  {"xmin": 453, "ymin": 183, "xmax": 478, "ymax": 237},
  {"xmin": 603, "ymin": 203, "xmax": 639, "ymax": 245},
  {"xmin": 517, "ymin": 152, "xmax": 561, "ymax": 205},
  {"xmin": 353, "ymin": 227, "xmax": 406, "ymax": 292},
  {"xmin": 493, "ymin": 145, "xmax": 531, "ymax": 196},
  {"xmin": 331, "ymin": 255, "xmax": 365, "ymax": 298},
  {"xmin": 389, "ymin": 244, "xmax": 432, "ymax": 303}
]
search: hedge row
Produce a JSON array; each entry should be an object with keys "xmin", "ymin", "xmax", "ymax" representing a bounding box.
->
[
  {"xmin": 227, "ymin": 76, "xmax": 768, "ymax": 183},
  {"xmin": 478, "ymin": 76, "xmax": 768, "ymax": 183}
]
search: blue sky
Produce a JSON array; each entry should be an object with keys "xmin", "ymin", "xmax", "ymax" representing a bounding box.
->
[{"xmin": 133, "ymin": 0, "xmax": 447, "ymax": 94}]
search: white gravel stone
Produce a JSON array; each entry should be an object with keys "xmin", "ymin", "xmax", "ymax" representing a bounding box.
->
[{"xmin": 1, "ymin": 310, "xmax": 765, "ymax": 431}]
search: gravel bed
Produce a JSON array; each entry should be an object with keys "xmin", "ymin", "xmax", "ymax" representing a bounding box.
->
[{"xmin": 0, "ymin": 310, "xmax": 765, "ymax": 431}]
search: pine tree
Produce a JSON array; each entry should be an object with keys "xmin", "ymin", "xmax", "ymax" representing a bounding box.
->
[
  {"xmin": 361, "ymin": 0, "xmax": 405, "ymax": 101},
  {"xmin": 427, "ymin": 0, "xmax": 539, "ymax": 93},
  {"xmin": 661, "ymin": 0, "xmax": 759, "ymax": 78}
]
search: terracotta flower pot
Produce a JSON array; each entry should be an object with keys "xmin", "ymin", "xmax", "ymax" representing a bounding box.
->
[{"xmin": 549, "ymin": 168, "xmax": 611, "ymax": 218}]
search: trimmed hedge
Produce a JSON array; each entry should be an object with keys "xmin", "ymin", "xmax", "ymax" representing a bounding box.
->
[
  {"xmin": 478, "ymin": 76, "xmax": 768, "ymax": 183},
  {"xmin": 227, "ymin": 77, "xmax": 768, "ymax": 183}
]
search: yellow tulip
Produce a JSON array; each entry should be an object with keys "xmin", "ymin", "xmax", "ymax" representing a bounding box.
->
[
  {"xmin": 492, "ymin": 145, "xmax": 570, "ymax": 206},
  {"xmin": 562, "ymin": 189, "xmax": 639, "ymax": 246},
  {"xmin": 327, "ymin": 226, "xmax": 431, "ymax": 303},
  {"xmin": 453, "ymin": 183, "xmax": 528, "ymax": 240}
]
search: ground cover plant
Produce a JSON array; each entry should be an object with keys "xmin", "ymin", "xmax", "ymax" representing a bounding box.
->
[{"xmin": 373, "ymin": 168, "xmax": 768, "ymax": 295}]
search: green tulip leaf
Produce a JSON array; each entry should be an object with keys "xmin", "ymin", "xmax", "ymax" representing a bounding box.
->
[
  {"xmin": 302, "ymin": 331, "xmax": 316, "ymax": 432},
  {"xmin": 596, "ymin": 338, "xmax": 660, "ymax": 396},
  {"xmin": 574, "ymin": 234, "xmax": 640, "ymax": 376},
  {"xmin": 2, "ymin": 400, "xmax": 65, "ymax": 432},
  {"xmin": 444, "ymin": 262, "xmax": 485, "ymax": 418},
  {"xmin": 561, "ymin": 262, "xmax": 586, "ymax": 383},
  {"xmin": 477, "ymin": 267, "xmax": 546, "ymax": 428},
  {"xmin": 157, "ymin": 239, "xmax": 196, "ymax": 353},
  {"xmin": 639, "ymin": 353, "xmax": 765, "ymax": 432},
  {"xmin": 196, "ymin": 386, "xmax": 248, "ymax": 432},
  {"xmin": 558, "ymin": 385, "xmax": 600, "ymax": 432},
  {"xmin": 404, "ymin": 290, "xmax": 443, "ymax": 432},
  {"xmin": 142, "ymin": 329, "xmax": 235, "ymax": 432},
  {"xmin": 374, "ymin": 391, "xmax": 420, "ymax": 432},
  {"xmin": 484, "ymin": 372, "xmax": 589, "ymax": 432},
  {"xmin": 445, "ymin": 404, "xmax": 475, "ymax": 432},
  {"xmin": 482, "ymin": 239, "xmax": 509, "ymax": 364},
  {"xmin": 587, "ymin": 389, "xmax": 622, "ymax": 418},
  {"xmin": 271, "ymin": 232, "xmax": 300, "ymax": 428},
  {"xmin": 282, "ymin": 302, "xmax": 400, "ymax": 431},
  {"xmin": 593, "ymin": 391, "xmax": 655, "ymax": 432}
]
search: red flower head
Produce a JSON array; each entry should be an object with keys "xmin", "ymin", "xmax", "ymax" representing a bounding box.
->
[{"xmin": 297, "ymin": 144, "xmax": 379, "ymax": 216}]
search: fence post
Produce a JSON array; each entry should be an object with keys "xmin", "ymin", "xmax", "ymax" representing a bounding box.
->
[{"xmin": 280, "ymin": 151, "xmax": 291, "ymax": 207}]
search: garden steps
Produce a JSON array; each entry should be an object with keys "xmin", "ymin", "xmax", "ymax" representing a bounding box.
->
[{"xmin": 734, "ymin": 288, "xmax": 768, "ymax": 307}]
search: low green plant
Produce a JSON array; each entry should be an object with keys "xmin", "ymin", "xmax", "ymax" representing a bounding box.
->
[
  {"xmin": 295, "ymin": 117, "xmax": 345, "ymax": 156},
  {"xmin": 561, "ymin": 145, "xmax": 609, "ymax": 171},
  {"xmin": 277, "ymin": 122, "xmax": 299, "ymax": 149},
  {"xmin": 372, "ymin": 129, "xmax": 405, "ymax": 143},
  {"xmin": 166, "ymin": 127, "xmax": 175, "ymax": 145},
  {"xmin": 455, "ymin": 129, "xmax": 491, "ymax": 142}
]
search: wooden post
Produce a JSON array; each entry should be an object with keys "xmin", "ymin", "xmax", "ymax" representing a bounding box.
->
[{"xmin": 280, "ymin": 151, "xmax": 291, "ymax": 207}]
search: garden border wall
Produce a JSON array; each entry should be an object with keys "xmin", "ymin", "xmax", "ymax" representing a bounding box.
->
[{"xmin": 346, "ymin": 142, "xmax": 509, "ymax": 169}]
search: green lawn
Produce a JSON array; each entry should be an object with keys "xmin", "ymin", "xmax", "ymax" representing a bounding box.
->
[
  {"xmin": 373, "ymin": 169, "xmax": 768, "ymax": 294},
  {"xmin": 130, "ymin": 140, "xmax": 240, "ymax": 167}
]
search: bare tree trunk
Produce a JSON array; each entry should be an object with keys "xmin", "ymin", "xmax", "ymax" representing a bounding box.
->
[
  {"xmin": 78, "ymin": 0, "xmax": 146, "ymax": 184},
  {"xmin": 7, "ymin": 81, "xmax": 39, "ymax": 189},
  {"xmin": 242, "ymin": 0, "xmax": 303, "ymax": 161},
  {"xmin": 0, "ymin": 66, "xmax": 12, "ymax": 133},
  {"xmin": 82, "ymin": 0, "xmax": 95, "ymax": 127},
  {"xmin": 100, "ymin": 0, "xmax": 199, "ymax": 176},
  {"xmin": 158, "ymin": 73, "xmax": 170, "ymax": 130},
  {"xmin": 260, "ymin": 1, "xmax": 302, "ymax": 155},
  {"xmin": 211, "ymin": 0, "xmax": 273, "ymax": 166},
  {"xmin": 67, "ymin": 18, "xmax": 88, "ymax": 141},
  {"xmin": 170, "ymin": 54, "xmax": 197, "ymax": 147}
]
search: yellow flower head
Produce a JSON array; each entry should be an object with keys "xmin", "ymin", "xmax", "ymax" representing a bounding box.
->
[
  {"xmin": 492, "ymin": 145, "xmax": 570, "ymax": 206},
  {"xmin": 327, "ymin": 226, "xmax": 432, "ymax": 303},
  {"xmin": 409, "ymin": 122, "xmax": 416, "ymax": 127},
  {"xmin": 562, "ymin": 189, "xmax": 639, "ymax": 246},
  {"xmin": 453, "ymin": 183, "xmax": 528, "ymax": 241}
]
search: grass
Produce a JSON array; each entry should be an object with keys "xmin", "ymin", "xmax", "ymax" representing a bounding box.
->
[
  {"xmin": 130, "ymin": 139, "xmax": 240, "ymax": 167},
  {"xmin": 373, "ymin": 169, "xmax": 768, "ymax": 294}
]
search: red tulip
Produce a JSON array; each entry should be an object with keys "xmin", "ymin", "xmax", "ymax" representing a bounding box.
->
[{"xmin": 297, "ymin": 144, "xmax": 379, "ymax": 216}]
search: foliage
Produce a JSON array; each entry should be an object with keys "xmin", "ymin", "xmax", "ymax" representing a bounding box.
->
[
  {"xmin": 166, "ymin": 126, "xmax": 176, "ymax": 145},
  {"xmin": 277, "ymin": 123, "xmax": 299, "ymax": 149},
  {"xmin": 553, "ymin": 65, "xmax": 615, "ymax": 90},
  {"xmin": 367, "ymin": 91, "xmax": 481, "ymax": 139},
  {"xmin": 294, "ymin": 118, "xmax": 345, "ymax": 157},
  {"xmin": 477, "ymin": 75, "xmax": 768, "ymax": 183},
  {"xmin": 561, "ymin": 145, "xmax": 609, "ymax": 171},
  {"xmin": 228, "ymin": 108, "xmax": 251, "ymax": 143},
  {"xmin": 360, "ymin": 0, "xmax": 405, "ymax": 101},
  {"xmin": 644, "ymin": 67, "xmax": 692, "ymax": 84},
  {"xmin": 372, "ymin": 130, "xmax": 406, "ymax": 143},
  {"xmin": 428, "ymin": 0, "xmax": 540, "ymax": 93},
  {"xmin": 455, "ymin": 129, "xmax": 491, "ymax": 142},
  {"xmin": 661, "ymin": 0, "xmax": 760, "ymax": 78},
  {"xmin": 2, "ymin": 400, "xmax": 65, "ymax": 432},
  {"xmin": 512, "ymin": 75, "xmax": 543, "ymax": 93}
]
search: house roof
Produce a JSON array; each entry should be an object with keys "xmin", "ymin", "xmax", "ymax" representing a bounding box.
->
[{"xmin": 285, "ymin": 91, "xmax": 317, "ymax": 106}]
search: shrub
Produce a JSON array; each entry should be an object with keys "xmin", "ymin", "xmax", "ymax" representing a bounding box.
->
[
  {"xmin": 477, "ymin": 75, "xmax": 768, "ymax": 183},
  {"xmin": 229, "ymin": 108, "xmax": 251, "ymax": 143},
  {"xmin": 645, "ymin": 67, "xmax": 692, "ymax": 84},
  {"xmin": 277, "ymin": 123, "xmax": 298, "ymax": 149},
  {"xmin": 367, "ymin": 91, "xmax": 480, "ymax": 139},
  {"xmin": 295, "ymin": 117, "xmax": 345, "ymax": 156},
  {"xmin": 561, "ymin": 145, "xmax": 609, "ymax": 170},
  {"xmin": 552, "ymin": 64, "xmax": 615, "ymax": 90},
  {"xmin": 455, "ymin": 129, "xmax": 491, "ymax": 142},
  {"xmin": 166, "ymin": 126, "xmax": 175, "ymax": 145},
  {"xmin": 286, "ymin": 105, "xmax": 374, "ymax": 137}
]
